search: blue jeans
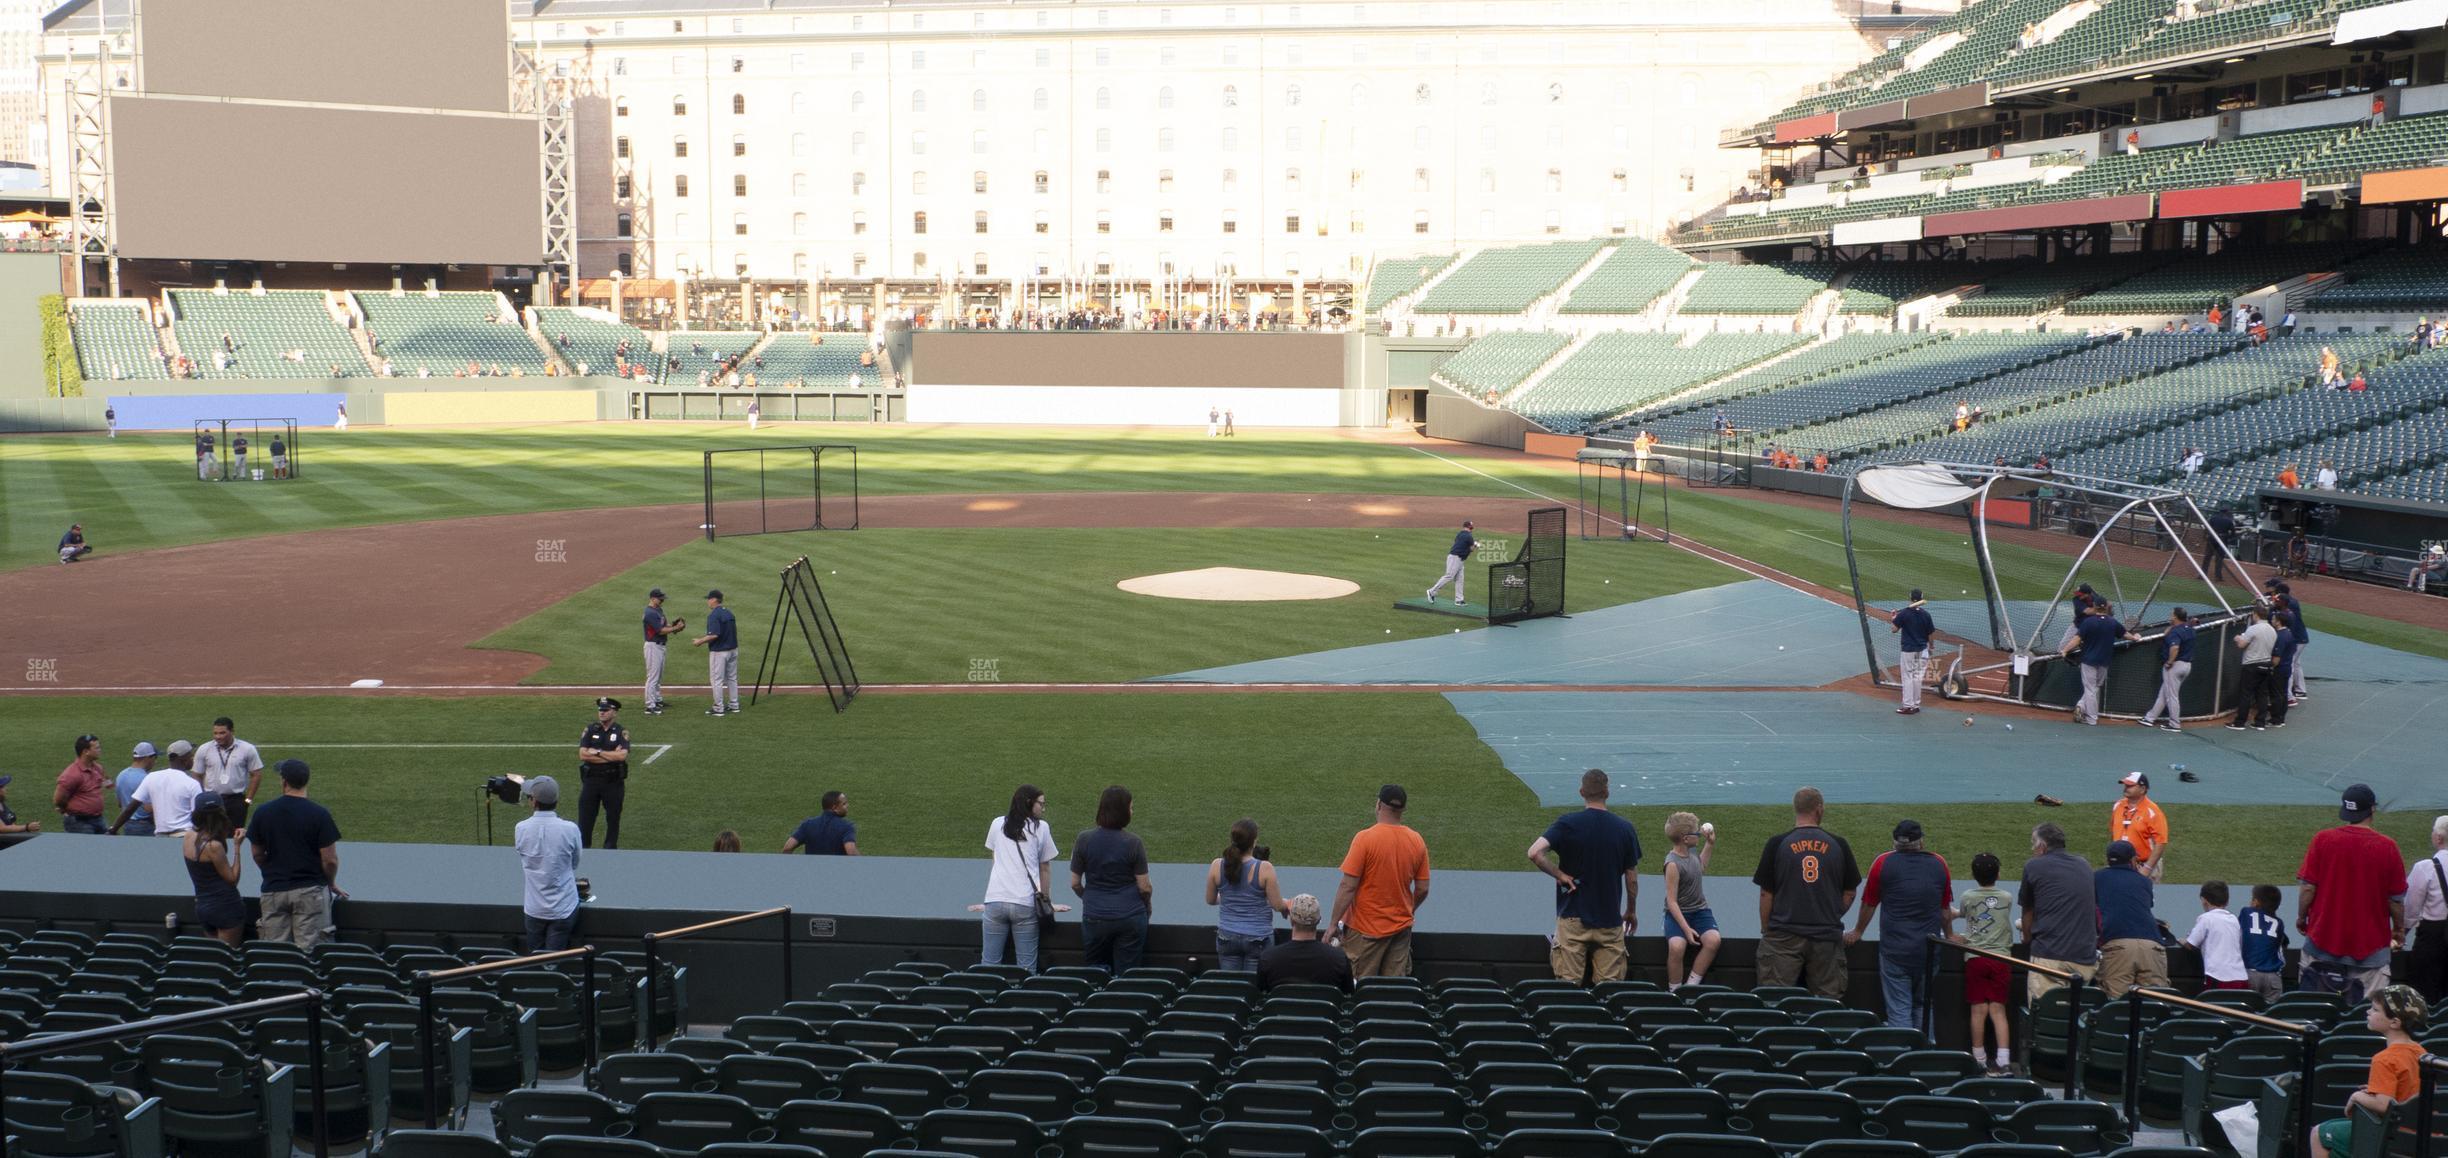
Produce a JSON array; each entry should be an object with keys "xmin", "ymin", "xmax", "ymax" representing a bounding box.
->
[
  {"xmin": 524, "ymin": 914, "xmax": 574, "ymax": 953},
  {"xmin": 981, "ymin": 901, "xmax": 1041, "ymax": 971},
  {"xmin": 1083, "ymin": 913, "xmax": 1149, "ymax": 975},
  {"xmin": 120, "ymin": 817, "xmax": 155, "ymax": 837},
  {"xmin": 1216, "ymin": 931, "xmax": 1271, "ymax": 971},
  {"xmin": 62, "ymin": 814, "xmax": 106, "ymax": 835},
  {"xmin": 1879, "ymin": 954, "xmax": 1928, "ymax": 1031}
]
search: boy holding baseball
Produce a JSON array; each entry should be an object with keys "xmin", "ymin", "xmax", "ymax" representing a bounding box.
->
[{"xmin": 1663, "ymin": 811, "xmax": 1719, "ymax": 990}]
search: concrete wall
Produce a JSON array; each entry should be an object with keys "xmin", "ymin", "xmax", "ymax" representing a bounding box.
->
[
  {"xmin": 0, "ymin": 251, "xmax": 64, "ymax": 399},
  {"xmin": 1424, "ymin": 390, "xmax": 1547, "ymax": 451}
]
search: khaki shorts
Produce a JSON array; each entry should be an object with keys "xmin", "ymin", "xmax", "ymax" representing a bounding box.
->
[
  {"xmin": 2029, "ymin": 955, "xmax": 2101, "ymax": 1003},
  {"xmin": 1756, "ymin": 929, "xmax": 1847, "ymax": 998},
  {"xmin": 1552, "ymin": 918, "xmax": 1628, "ymax": 986},
  {"xmin": 2098, "ymin": 938, "xmax": 2170, "ymax": 996},
  {"xmin": 1345, "ymin": 928, "xmax": 1415, "ymax": 978}
]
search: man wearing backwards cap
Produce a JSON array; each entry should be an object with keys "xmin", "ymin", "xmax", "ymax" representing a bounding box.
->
[
  {"xmin": 2095, "ymin": 839, "xmax": 2168, "ymax": 996},
  {"xmin": 123, "ymin": 740, "xmax": 200, "ymax": 835},
  {"xmin": 577, "ymin": 697, "xmax": 633, "ymax": 850},
  {"xmin": 641, "ymin": 588, "xmax": 685, "ymax": 716},
  {"xmin": 2111, "ymin": 772, "xmax": 2172, "ymax": 882},
  {"xmin": 1890, "ymin": 590, "xmax": 1936, "ymax": 716},
  {"xmin": 2298, "ymin": 784, "xmax": 2407, "ymax": 1000},
  {"xmin": 114, "ymin": 741, "xmax": 161, "ymax": 837},
  {"xmin": 691, "ymin": 590, "xmax": 741, "ymax": 717},
  {"xmin": 515, "ymin": 775, "xmax": 582, "ymax": 952}
]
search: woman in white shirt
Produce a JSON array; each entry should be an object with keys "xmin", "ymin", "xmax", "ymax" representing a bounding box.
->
[
  {"xmin": 2404, "ymin": 815, "xmax": 2448, "ymax": 1002},
  {"xmin": 981, "ymin": 785, "xmax": 1060, "ymax": 971}
]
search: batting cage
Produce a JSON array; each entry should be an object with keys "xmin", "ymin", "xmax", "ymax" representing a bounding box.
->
[
  {"xmin": 702, "ymin": 444, "xmax": 860, "ymax": 541},
  {"xmin": 1487, "ymin": 506, "xmax": 1569, "ymax": 626},
  {"xmin": 750, "ymin": 555, "xmax": 861, "ymax": 712},
  {"xmin": 1575, "ymin": 449, "xmax": 1672, "ymax": 545},
  {"xmin": 1843, "ymin": 462, "xmax": 2254, "ymax": 720},
  {"xmin": 191, "ymin": 418, "xmax": 300, "ymax": 483}
]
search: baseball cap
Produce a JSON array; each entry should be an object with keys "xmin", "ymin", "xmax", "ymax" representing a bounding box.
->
[
  {"xmin": 596, "ymin": 696, "xmax": 622, "ymax": 712},
  {"xmin": 132, "ymin": 741, "xmax": 158, "ymax": 758},
  {"xmin": 166, "ymin": 740, "xmax": 195, "ymax": 757},
  {"xmin": 193, "ymin": 790, "xmax": 223, "ymax": 814},
  {"xmin": 1892, "ymin": 819, "xmax": 1925, "ymax": 843},
  {"xmin": 1378, "ymin": 783, "xmax": 1408, "ymax": 810},
  {"xmin": 525, "ymin": 775, "xmax": 561, "ymax": 807},
  {"xmin": 0, "ymin": 774, "xmax": 12, "ymax": 788},
  {"xmin": 2375, "ymin": 984, "xmax": 2431, "ymax": 1030},
  {"xmin": 2106, "ymin": 839, "xmax": 2137, "ymax": 864},
  {"xmin": 1287, "ymin": 894, "xmax": 1323, "ymax": 929},
  {"xmin": 706, "ymin": 589, "xmax": 725, "ymax": 601},
  {"xmin": 1461, "ymin": 520, "xmax": 1474, "ymax": 529},
  {"xmin": 2077, "ymin": 583, "xmax": 2095, "ymax": 595},
  {"xmin": 2118, "ymin": 771, "xmax": 2149, "ymax": 791},
  {"xmin": 1908, "ymin": 589, "xmax": 1924, "ymax": 603},
  {"xmin": 2340, "ymin": 783, "xmax": 2377, "ymax": 822},
  {"xmin": 648, "ymin": 587, "xmax": 666, "ymax": 599},
  {"xmin": 276, "ymin": 759, "xmax": 310, "ymax": 787}
]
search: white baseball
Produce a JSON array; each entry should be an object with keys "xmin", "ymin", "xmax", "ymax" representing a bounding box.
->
[{"xmin": 1700, "ymin": 822, "xmax": 1714, "ymax": 837}]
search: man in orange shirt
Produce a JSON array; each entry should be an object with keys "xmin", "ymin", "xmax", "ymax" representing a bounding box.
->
[
  {"xmin": 2279, "ymin": 464, "xmax": 2302, "ymax": 490},
  {"xmin": 2110, "ymin": 771, "xmax": 2172, "ymax": 882},
  {"xmin": 1331, "ymin": 784, "xmax": 1432, "ymax": 978}
]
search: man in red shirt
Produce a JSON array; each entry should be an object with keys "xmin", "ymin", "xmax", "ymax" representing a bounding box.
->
[
  {"xmin": 54, "ymin": 734, "xmax": 111, "ymax": 834},
  {"xmin": 2299, "ymin": 784, "xmax": 2407, "ymax": 998}
]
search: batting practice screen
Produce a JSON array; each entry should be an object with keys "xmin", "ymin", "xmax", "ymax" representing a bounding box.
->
[
  {"xmin": 703, "ymin": 445, "xmax": 860, "ymax": 541},
  {"xmin": 1487, "ymin": 507, "xmax": 1567, "ymax": 626}
]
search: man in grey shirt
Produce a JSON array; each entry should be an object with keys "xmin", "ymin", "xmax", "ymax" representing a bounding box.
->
[
  {"xmin": 515, "ymin": 776, "xmax": 582, "ymax": 951},
  {"xmin": 2017, "ymin": 822, "xmax": 2099, "ymax": 1001},
  {"xmin": 2229, "ymin": 606, "xmax": 2280, "ymax": 731}
]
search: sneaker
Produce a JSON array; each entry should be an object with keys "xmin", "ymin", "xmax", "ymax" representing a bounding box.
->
[
  {"xmin": 2253, "ymin": 724, "xmax": 2267, "ymax": 731},
  {"xmin": 2226, "ymin": 723, "xmax": 2248, "ymax": 731},
  {"xmin": 2272, "ymin": 721, "xmax": 2288, "ymax": 729},
  {"xmin": 1897, "ymin": 707, "xmax": 1914, "ymax": 715},
  {"xmin": 705, "ymin": 708, "xmax": 726, "ymax": 717},
  {"xmin": 2134, "ymin": 719, "xmax": 2158, "ymax": 728},
  {"xmin": 2162, "ymin": 724, "xmax": 2183, "ymax": 733}
]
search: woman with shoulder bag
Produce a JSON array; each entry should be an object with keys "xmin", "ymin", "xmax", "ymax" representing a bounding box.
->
[
  {"xmin": 2402, "ymin": 815, "xmax": 2448, "ymax": 1003},
  {"xmin": 981, "ymin": 785, "xmax": 1061, "ymax": 971}
]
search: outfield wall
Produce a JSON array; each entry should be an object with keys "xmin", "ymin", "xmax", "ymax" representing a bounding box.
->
[
  {"xmin": 2, "ymin": 376, "xmax": 639, "ymax": 431},
  {"xmin": 0, "ymin": 251, "xmax": 64, "ymax": 399},
  {"xmin": 905, "ymin": 331, "xmax": 1382, "ymax": 427}
]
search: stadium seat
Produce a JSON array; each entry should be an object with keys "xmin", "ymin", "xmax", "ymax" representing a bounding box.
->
[
  {"xmin": 1345, "ymin": 1126, "xmax": 1484, "ymax": 1158},
  {"xmin": 2182, "ymin": 1035, "xmax": 2305, "ymax": 1149},
  {"xmin": 1001, "ymin": 1049, "xmax": 1104, "ymax": 1087},
  {"xmin": 715, "ymin": 1054, "xmax": 831, "ymax": 1113},
  {"xmin": 0, "ymin": 1069, "xmax": 166, "ymax": 1158},
  {"xmin": 594, "ymin": 1052, "xmax": 714, "ymax": 1107},
  {"xmin": 1732, "ymin": 1088, "xmax": 1870, "ymax": 1151},
  {"xmin": 1642, "ymin": 1134, "xmax": 1782, "ymax": 1158},
  {"xmin": 253, "ymin": 1013, "xmax": 393, "ymax": 1146},
  {"xmin": 1613, "ymin": 1088, "xmax": 1735, "ymax": 1143},
  {"xmin": 913, "ymin": 1108, "xmax": 1041, "ymax": 1156},
  {"xmin": 2002, "ymin": 1100, "xmax": 2133, "ymax": 1155},
  {"xmin": 379, "ymin": 1129, "xmax": 514, "ymax": 1158},
  {"xmin": 631, "ymin": 1091, "xmax": 773, "ymax": 1151},
  {"xmin": 699, "ymin": 1145, "xmax": 824, "ymax": 1158},
  {"xmin": 526, "ymin": 1139, "xmax": 662, "ymax": 1158},
  {"xmin": 431, "ymin": 988, "xmax": 540, "ymax": 1093},
  {"xmin": 1217, "ymin": 1082, "xmax": 1339, "ymax": 1132},
  {"xmin": 769, "ymin": 1100, "xmax": 905, "ymax": 1157},
  {"xmin": 1831, "ymin": 1077, "xmax": 1929, "ymax": 1111},
  {"xmin": 1876, "ymin": 1095, "xmax": 1997, "ymax": 1153},
  {"xmin": 1051, "ymin": 1114, "xmax": 1190, "ymax": 1157},
  {"xmin": 1365, "ymin": 255, "xmax": 1458, "ymax": 313},
  {"xmin": 492, "ymin": 1089, "xmax": 626, "ymax": 1154},
  {"xmin": 138, "ymin": 1034, "xmax": 296, "ymax": 1157}
]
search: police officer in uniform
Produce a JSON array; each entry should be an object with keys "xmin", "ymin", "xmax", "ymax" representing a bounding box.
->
[{"xmin": 577, "ymin": 697, "xmax": 632, "ymax": 849}]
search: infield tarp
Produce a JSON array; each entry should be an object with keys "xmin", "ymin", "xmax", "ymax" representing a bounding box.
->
[{"xmin": 1158, "ymin": 580, "xmax": 1865, "ymax": 687}]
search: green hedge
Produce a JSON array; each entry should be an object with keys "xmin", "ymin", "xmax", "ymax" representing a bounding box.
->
[{"xmin": 38, "ymin": 294, "xmax": 82, "ymax": 398}]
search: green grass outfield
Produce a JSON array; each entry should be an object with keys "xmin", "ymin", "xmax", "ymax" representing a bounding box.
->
[
  {"xmin": 13, "ymin": 423, "xmax": 2448, "ymax": 885},
  {"xmin": 479, "ymin": 527, "xmax": 1741, "ymax": 685},
  {"xmin": 1, "ymin": 693, "xmax": 2432, "ymax": 884}
]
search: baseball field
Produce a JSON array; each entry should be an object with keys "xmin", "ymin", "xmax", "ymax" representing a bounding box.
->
[{"xmin": 4, "ymin": 422, "xmax": 2443, "ymax": 882}]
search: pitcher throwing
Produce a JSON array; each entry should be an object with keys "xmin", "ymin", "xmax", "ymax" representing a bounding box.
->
[{"xmin": 1425, "ymin": 520, "xmax": 1475, "ymax": 605}]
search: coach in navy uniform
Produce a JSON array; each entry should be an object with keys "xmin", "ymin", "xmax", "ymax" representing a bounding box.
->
[
  {"xmin": 577, "ymin": 697, "xmax": 632, "ymax": 849},
  {"xmin": 1891, "ymin": 590, "xmax": 1934, "ymax": 716},
  {"xmin": 1425, "ymin": 520, "xmax": 1475, "ymax": 605},
  {"xmin": 641, "ymin": 589, "xmax": 684, "ymax": 715}
]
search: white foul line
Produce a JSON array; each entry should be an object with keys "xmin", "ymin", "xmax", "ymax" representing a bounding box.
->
[
  {"xmin": 260, "ymin": 741, "xmax": 677, "ymax": 764},
  {"xmin": 1402, "ymin": 445, "xmax": 1828, "ymax": 602}
]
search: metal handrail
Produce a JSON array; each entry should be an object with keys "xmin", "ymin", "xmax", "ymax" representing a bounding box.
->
[
  {"xmin": 412, "ymin": 944, "xmax": 601, "ymax": 1129},
  {"xmin": 1923, "ymin": 939, "xmax": 2088, "ymax": 1102},
  {"xmin": 1927, "ymin": 935, "xmax": 2324, "ymax": 1141},
  {"xmin": 0, "ymin": 988, "xmax": 335, "ymax": 1158},
  {"xmin": 642, "ymin": 907, "xmax": 792, "ymax": 1052}
]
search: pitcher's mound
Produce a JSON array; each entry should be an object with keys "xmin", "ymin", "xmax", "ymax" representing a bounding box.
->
[{"xmin": 1119, "ymin": 567, "xmax": 1361, "ymax": 602}]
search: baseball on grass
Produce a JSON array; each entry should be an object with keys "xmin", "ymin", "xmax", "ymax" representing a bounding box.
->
[{"xmin": 1777, "ymin": 645, "xmax": 1786, "ymax": 650}]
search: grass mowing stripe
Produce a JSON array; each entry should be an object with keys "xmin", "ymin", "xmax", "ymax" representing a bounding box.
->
[{"xmin": 479, "ymin": 527, "xmax": 1745, "ymax": 685}]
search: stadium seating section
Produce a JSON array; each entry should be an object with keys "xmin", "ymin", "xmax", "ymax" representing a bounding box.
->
[
  {"xmin": 22, "ymin": 920, "xmax": 2448, "ymax": 1157},
  {"xmin": 534, "ymin": 307, "xmax": 658, "ymax": 381},
  {"xmin": 1836, "ymin": 263, "xmax": 1990, "ymax": 316},
  {"xmin": 744, "ymin": 333, "xmax": 874, "ymax": 387},
  {"xmin": 664, "ymin": 332, "xmax": 766, "ymax": 384},
  {"xmin": 2303, "ymin": 247, "xmax": 2448, "ymax": 313},
  {"xmin": 1592, "ymin": 333, "xmax": 1950, "ymax": 438},
  {"xmin": 1363, "ymin": 255, "xmax": 1457, "ymax": 313},
  {"xmin": 169, "ymin": 290, "xmax": 370, "ymax": 380},
  {"xmin": 1679, "ymin": 264, "xmax": 1831, "ymax": 316},
  {"xmin": 2059, "ymin": 243, "xmax": 2366, "ymax": 316},
  {"xmin": 358, "ymin": 293, "xmax": 556, "ymax": 377},
  {"xmin": 71, "ymin": 301, "xmax": 169, "ymax": 380},
  {"xmin": 1516, "ymin": 333, "xmax": 1810, "ymax": 431},
  {"xmin": 1412, "ymin": 240, "xmax": 1607, "ymax": 314},
  {"xmin": 1668, "ymin": 333, "xmax": 2105, "ymax": 451},
  {"xmin": 1948, "ymin": 255, "xmax": 2172, "ymax": 318},
  {"xmin": 1432, "ymin": 331, "xmax": 1573, "ymax": 396},
  {"xmin": 2301, "ymin": 113, "xmax": 2448, "ymax": 186},
  {"xmin": 1557, "ymin": 241, "xmax": 1695, "ymax": 315}
]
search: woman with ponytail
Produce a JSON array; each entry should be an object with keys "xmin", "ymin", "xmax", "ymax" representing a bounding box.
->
[{"xmin": 1206, "ymin": 817, "xmax": 1288, "ymax": 970}]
